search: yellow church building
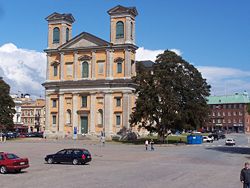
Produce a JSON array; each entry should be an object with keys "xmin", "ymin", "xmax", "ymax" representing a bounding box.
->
[{"xmin": 43, "ymin": 5, "xmax": 138, "ymax": 138}]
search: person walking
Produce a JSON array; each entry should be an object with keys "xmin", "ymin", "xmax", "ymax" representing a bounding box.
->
[
  {"xmin": 241, "ymin": 162, "xmax": 250, "ymax": 188},
  {"xmin": 150, "ymin": 139, "xmax": 154, "ymax": 151},
  {"xmin": 145, "ymin": 139, "xmax": 149, "ymax": 150}
]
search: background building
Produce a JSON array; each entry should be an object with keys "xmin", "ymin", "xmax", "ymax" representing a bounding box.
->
[
  {"xmin": 21, "ymin": 99, "xmax": 45, "ymax": 133},
  {"xmin": 205, "ymin": 92, "xmax": 250, "ymax": 133},
  {"xmin": 43, "ymin": 5, "xmax": 138, "ymax": 139}
]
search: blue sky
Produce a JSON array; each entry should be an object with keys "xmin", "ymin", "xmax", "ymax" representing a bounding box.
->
[{"xmin": 0, "ymin": 0, "xmax": 250, "ymax": 97}]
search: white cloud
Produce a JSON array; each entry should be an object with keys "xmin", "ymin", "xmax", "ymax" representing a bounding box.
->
[
  {"xmin": 0, "ymin": 43, "xmax": 46, "ymax": 98},
  {"xmin": 197, "ymin": 66, "xmax": 250, "ymax": 95},
  {"xmin": 136, "ymin": 47, "xmax": 182, "ymax": 62}
]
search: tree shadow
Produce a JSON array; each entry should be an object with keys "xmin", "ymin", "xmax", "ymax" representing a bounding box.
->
[{"xmin": 206, "ymin": 146, "xmax": 250, "ymax": 155}]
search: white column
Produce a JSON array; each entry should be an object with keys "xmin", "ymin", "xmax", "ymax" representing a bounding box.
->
[
  {"xmin": 125, "ymin": 17, "xmax": 131, "ymax": 44},
  {"xmin": 91, "ymin": 51, "xmax": 96, "ymax": 79},
  {"xmin": 58, "ymin": 93, "xmax": 64, "ymax": 137},
  {"xmin": 90, "ymin": 93, "xmax": 96, "ymax": 134},
  {"xmin": 124, "ymin": 49, "xmax": 131, "ymax": 78},
  {"xmin": 133, "ymin": 20, "xmax": 136, "ymax": 45},
  {"xmin": 74, "ymin": 52, "xmax": 78, "ymax": 80},
  {"xmin": 72, "ymin": 93, "xmax": 78, "ymax": 136},
  {"xmin": 61, "ymin": 23, "xmax": 67, "ymax": 44},
  {"xmin": 122, "ymin": 92, "xmax": 131, "ymax": 129},
  {"xmin": 46, "ymin": 54, "xmax": 50, "ymax": 80},
  {"xmin": 44, "ymin": 92, "xmax": 50, "ymax": 136},
  {"xmin": 104, "ymin": 92, "xmax": 113, "ymax": 138},
  {"xmin": 106, "ymin": 50, "xmax": 113, "ymax": 79},
  {"xmin": 60, "ymin": 53, "xmax": 64, "ymax": 80}
]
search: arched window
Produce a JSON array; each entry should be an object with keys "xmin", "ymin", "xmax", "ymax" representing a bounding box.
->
[
  {"xmin": 66, "ymin": 109, "xmax": 71, "ymax": 124},
  {"xmin": 66, "ymin": 28, "xmax": 69, "ymax": 42},
  {"xmin": 82, "ymin": 62, "xmax": 89, "ymax": 78},
  {"xmin": 53, "ymin": 27, "xmax": 60, "ymax": 43},
  {"xmin": 131, "ymin": 22, "xmax": 133, "ymax": 39},
  {"xmin": 116, "ymin": 21, "xmax": 124, "ymax": 39},
  {"xmin": 97, "ymin": 109, "xmax": 103, "ymax": 126}
]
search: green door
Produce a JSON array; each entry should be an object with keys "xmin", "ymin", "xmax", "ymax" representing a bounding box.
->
[{"xmin": 81, "ymin": 116, "xmax": 88, "ymax": 134}]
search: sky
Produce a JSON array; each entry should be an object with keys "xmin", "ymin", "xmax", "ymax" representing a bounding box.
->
[{"xmin": 0, "ymin": 0, "xmax": 250, "ymax": 98}]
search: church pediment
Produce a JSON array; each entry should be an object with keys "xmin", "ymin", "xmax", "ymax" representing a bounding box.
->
[
  {"xmin": 59, "ymin": 32, "xmax": 110, "ymax": 49},
  {"xmin": 108, "ymin": 5, "xmax": 138, "ymax": 16}
]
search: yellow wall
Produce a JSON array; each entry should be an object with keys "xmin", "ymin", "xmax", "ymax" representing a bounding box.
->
[
  {"xmin": 113, "ymin": 50, "xmax": 125, "ymax": 78},
  {"xmin": 95, "ymin": 51, "xmax": 106, "ymax": 79},
  {"xmin": 49, "ymin": 54, "xmax": 60, "ymax": 80}
]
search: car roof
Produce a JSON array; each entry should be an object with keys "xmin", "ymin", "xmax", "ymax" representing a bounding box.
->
[{"xmin": 63, "ymin": 148, "xmax": 88, "ymax": 151}]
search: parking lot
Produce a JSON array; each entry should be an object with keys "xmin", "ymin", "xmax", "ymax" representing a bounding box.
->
[{"xmin": 0, "ymin": 135, "xmax": 249, "ymax": 188}]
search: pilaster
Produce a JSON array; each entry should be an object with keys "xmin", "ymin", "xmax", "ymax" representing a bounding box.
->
[
  {"xmin": 104, "ymin": 91, "xmax": 113, "ymax": 138},
  {"xmin": 60, "ymin": 53, "xmax": 64, "ymax": 80},
  {"xmin": 106, "ymin": 49, "xmax": 113, "ymax": 79},
  {"xmin": 124, "ymin": 49, "xmax": 131, "ymax": 78},
  {"xmin": 90, "ymin": 92, "xmax": 96, "ymax": 134},
  {"xmin": 125, "ymin": 17, "xmax": 131, "ymax": 44},
  {"xmin": 46, "ymin": 54, "xmax": 50, "ymax": 80},
  {"xmin": 91, "ymin": 51, "xmax": 96, "ymax": 79},
  {"xmin": 58, "ymin": 93, "xmax": 64, "ymax": 137},
  {"xmin": 72, "ymin": 93, "xmax": 78, "ymax": 137},
  {"xmin": 73, "ymin": 52, "xmax": 78, "ymax": 80},
  {"xmin": 122, "ymin": 92, "xmax": 132, "ymax": 129},
  {"xmin": 44, "ymin": 92, "xmax": 50, "ymax": 136}
]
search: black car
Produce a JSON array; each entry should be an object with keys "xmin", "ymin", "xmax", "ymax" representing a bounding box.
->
[{"xmin": 45, "ymin": 148, "xmax": 92, "ymax": 165}]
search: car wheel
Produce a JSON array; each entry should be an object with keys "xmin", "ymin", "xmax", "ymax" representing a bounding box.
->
[
  {"xmin": 47, "ymin": 158, "xmax": 54, "ymax": 164},
  {"xmin": 72, "ymin": 159, "xmax": 79, "ymax": 165},
  {"xmin": 0, "ymin": 166, "xmax": 7, "ymax": 174}
]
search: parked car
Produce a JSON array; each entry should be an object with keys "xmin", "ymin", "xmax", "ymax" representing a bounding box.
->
[
  {"xmin": 45, "ymin": 148, "xmax": 92, "ymax": 165},
  {"xmin": 225, "ymin": 138, "xmax": 236, "ymax": 146},
  {"xmin": 0, "ymin": 152, "xmax": 29, "ymax": 174},
  {"xmin": 203, "ymin": 136, "xmax": 213, "ymax": 143},
  {"xmin": 26, "ymin": 132, "xmax": 43, "ymax": 138}
]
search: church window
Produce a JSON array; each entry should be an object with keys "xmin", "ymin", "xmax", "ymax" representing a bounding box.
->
[
  {"xmin": 53, "ymin": 27, "xmax": 60, "ymax": 43},
  {"xmin": 117, "ymin": 61, "xmax": 122, "ymax": 73},
  {"xmin": 53, "ymin": 65, "xmax": 58, "ymax": 76},
  {"xmin": 116, "ymin": 21, "xmax": 124, "ymax": 39},
  {"xmin": 82, "ymin": 62, "xmax": 89, "ymax": 78},
  {"xmin": 66, "ymin": 28, "xmax": 69, "ymax": 42},
  {"xmin": 82, "ymin": 96, "xmax": 87, "ymax": 107}
]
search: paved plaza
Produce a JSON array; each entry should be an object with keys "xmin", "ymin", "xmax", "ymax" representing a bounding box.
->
[{"xmin": 1, "ymin": 134, "xmax": 250, "ymax": 188}]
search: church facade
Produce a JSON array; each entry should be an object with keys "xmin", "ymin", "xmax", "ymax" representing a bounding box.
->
[{"xmin": 43, "ymin": 5, "xmax": 138, "ymax": 138}]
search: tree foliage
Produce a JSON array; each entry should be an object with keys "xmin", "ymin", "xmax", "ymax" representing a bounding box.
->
[
  {"xmin": 130, "ymin": 50, "xmax": 211, "ymax": 140},
  {"xmin": 0, "ymin": 78, "xmax": 15, "ymax": 131}
]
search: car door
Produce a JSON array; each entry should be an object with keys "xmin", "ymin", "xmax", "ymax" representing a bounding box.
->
[
  {"xmin": 54, "ymin": 150, "xmax": 66, "ymax": 163},
  {"xmin": 64, "ymin": 149, "xmax": 74, "ymax": 163}
]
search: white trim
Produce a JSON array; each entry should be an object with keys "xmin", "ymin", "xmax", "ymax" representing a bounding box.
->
[{"xmin": 47, "ymin": 87, "xmax": 135, "ymax": 93}]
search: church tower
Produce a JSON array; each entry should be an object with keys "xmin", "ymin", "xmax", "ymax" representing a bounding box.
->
[
  {"xmin": 46, "ymin": 13, "xmax": 75, "ymax": 49},
  {"xmin": 108, "ymin": 5, "xmax": 138, "ymax": 45}
]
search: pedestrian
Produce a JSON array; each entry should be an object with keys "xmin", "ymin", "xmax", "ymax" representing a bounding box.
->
[
  {"xmin": 240, "ymin": 162, "xmax": 250, "ymax": 188},
  {"xmin": 100, "ymin": 136, "xmax": 105, "ymax": 147},
  {"xmin": 150, "ymin": 139, "xmax": 154, "ymax": 151},
  {"xmin": 145, "ymin": 139, "xmax": 149, "ymax": 150}
]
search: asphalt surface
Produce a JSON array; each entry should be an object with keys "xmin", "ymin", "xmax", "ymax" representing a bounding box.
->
[{"xmin": 0, "ymin": 134, "xmax": 250, "ymax": 188}]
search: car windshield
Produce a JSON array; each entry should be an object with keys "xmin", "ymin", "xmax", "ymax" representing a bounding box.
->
[{"xmin": 6, "ymin": 154, "xmax": 19, "ymax": 159}]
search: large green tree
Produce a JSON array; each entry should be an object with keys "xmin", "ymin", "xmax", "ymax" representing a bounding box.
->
[
  {"xmin": 0, "ymin": 78, "xmax": 15, "ymax": 131},
  {"xmin": 130, "ymin": 50, "xmax": 210, "ymax": 141}
]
